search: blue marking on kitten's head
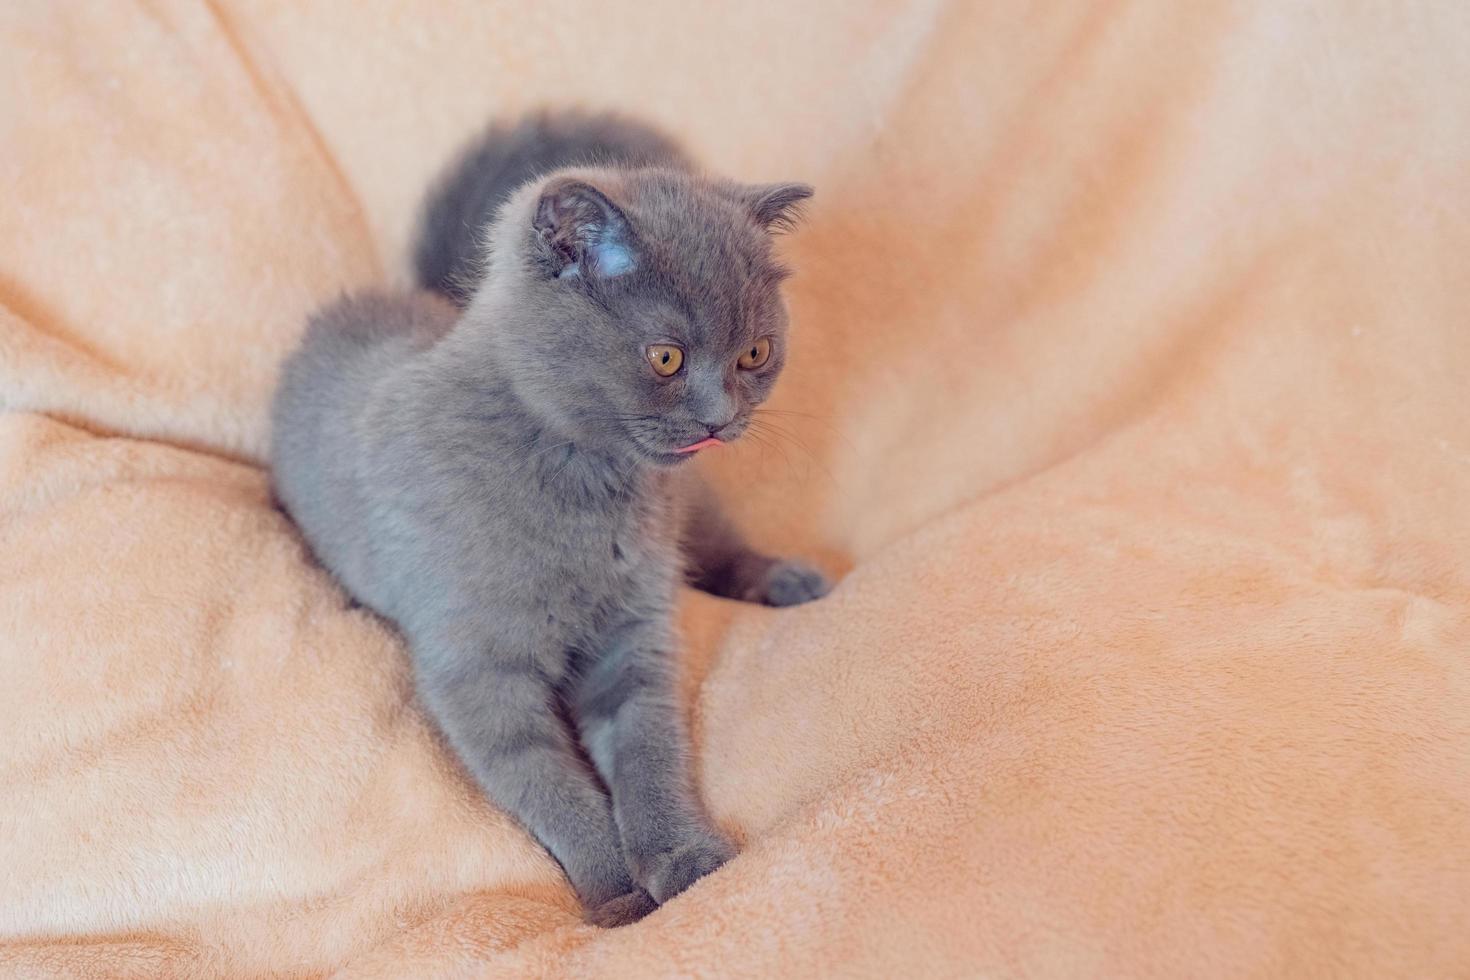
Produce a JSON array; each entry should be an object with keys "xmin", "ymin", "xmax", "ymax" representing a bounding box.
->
[
  {"xmin": 536, "ymin": 178, "xmax": 638, "ymax": 281},
  {"xmin": 589, "ymin": 241, "xmax": 635, "ymax": 277}
]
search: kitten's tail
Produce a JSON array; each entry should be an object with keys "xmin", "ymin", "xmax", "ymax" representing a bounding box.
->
[{"xmin": 412, "ymin": 110, "xmax": 689, "ymax": 307}]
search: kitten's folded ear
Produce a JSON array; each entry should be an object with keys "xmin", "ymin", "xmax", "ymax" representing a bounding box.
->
[
  {"xmin": 533, "ymin": 177, "xmax": 638, "ymax": 280},
  {"xmin": 724, "ymin": 181, "xmax": 814, "ymax": 233}
]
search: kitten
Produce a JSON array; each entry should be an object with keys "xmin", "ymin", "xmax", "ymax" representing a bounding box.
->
[{"xmin": 270, "ymin": 111, "xmax": 830, "ymax": 927}]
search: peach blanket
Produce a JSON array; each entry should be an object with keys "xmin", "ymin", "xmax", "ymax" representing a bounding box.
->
[{"xmin": 3, "ymin": 2, "xmax": 1467, "ymax": 976}]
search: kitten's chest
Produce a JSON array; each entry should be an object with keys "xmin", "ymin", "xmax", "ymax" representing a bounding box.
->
[
  {"xmin": 587, "ymin": 485, "xmax": 677, "ymax": 595},
  {"xmin": 534, "ymin": 474, "xmax": 679, "ymax": 633}
]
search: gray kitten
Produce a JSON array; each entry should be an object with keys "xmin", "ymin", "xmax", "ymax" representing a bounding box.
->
[{"xmin": 270, "ymin": 112, "xmax": 830, "ymax": 927}]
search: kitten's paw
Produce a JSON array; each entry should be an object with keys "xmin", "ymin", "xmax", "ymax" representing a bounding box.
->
[
  {"xmin": 747, "ymin": 560, "xmax": 831, "ymax": 607},
  {"xmin": 584, "ymin": 887, "xmax": 658, "ymax": 928},
  {"xmin": 638, "ymin": 833, "xmax": 738, "ymax": 904}
]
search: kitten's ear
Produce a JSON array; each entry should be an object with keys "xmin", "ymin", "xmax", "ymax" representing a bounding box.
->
[
  {"xmin": 726, "ymin": 181, "xmax": 814, "ymax": 233},
  {"xmin": 533, "ymin": 177, "xmax": 638, "ymax": 280}
]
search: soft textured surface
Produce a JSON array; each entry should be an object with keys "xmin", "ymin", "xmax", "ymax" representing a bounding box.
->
[{"xmin": 3, "ymin": 1, "xmax": 1468, "ymax": 976}]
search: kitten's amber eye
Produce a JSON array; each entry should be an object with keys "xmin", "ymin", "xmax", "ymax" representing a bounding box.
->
[
  {"xmin": 646, "ymin": 344, "xmax": 684, "ymax": 377},
  {"xmin": 738, "ymin": 337, "xmax": 772, "ymax": 370}
]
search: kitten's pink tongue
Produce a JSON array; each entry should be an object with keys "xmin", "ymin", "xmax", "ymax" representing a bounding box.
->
[{"xmin": 675, "ymin": 437, "xmax": 724, "ymax": 454}]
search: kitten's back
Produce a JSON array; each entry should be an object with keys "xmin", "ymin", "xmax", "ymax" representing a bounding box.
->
[
  {"xmin": 413, "ymin": 110, "xmax": 690, "ymax": 306},
  {"xmin": 270, "ymin": 290, "xmax": 457, "ymax": 603}
]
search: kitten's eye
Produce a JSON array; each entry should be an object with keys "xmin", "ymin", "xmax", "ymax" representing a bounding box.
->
[
  {"xmin": 646, "ymin": 344, "xmax": 684, "ymax": 377},
  {"xmin": 737, "ymin": 336, "xmax": 773, "ymax": 370}
]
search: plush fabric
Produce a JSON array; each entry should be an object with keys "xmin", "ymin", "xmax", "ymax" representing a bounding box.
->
[{"xmin": 3, "ymin": 1, "xmax": 1467, "ymax": 976}]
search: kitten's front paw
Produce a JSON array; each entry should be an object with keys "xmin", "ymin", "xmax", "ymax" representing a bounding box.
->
[
  {"xmin": 746, "ymin": 560, "xmax": 831, "ymax": 607},
  {"xmin": 585, "ymin": 887, "xmax": 659, "ymax": 928},
  {"xmin": 637, "ymin": 833, "xmax": 737, "ymax": 904}
]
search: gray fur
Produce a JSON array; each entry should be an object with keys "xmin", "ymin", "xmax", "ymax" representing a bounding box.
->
[
  {"xmin": 414, "ymin": 111, "xmax": 690, "ymax": 306},
  {"xmin": 271, "ymin": 112, "xmax": 828, "ymax": 928}
]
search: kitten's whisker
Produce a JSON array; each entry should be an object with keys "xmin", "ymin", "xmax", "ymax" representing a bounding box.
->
[
  {"xmin": 746, "ymin": 419, "xmax": 837, "ymax": 488},
  {"xmin": 506, "ymin": 439, "xmax": 575, "ymax": 480},
  {"xmin": 746, "ymin": 422, "xmax": 800, "ymax": 474},
  {"xmin": 752, "ymin": 408, "xmax": 855, "ymax": 452},
  {"xmin": 545, "ymin": 450, "xmax": 577, "ymax": 485},
  {"xmin": 752, "ymin": 415, "xmax": 823, "ymax": 458},
  {"xmin": 741, "ymin": 427, "xmax": 792, "ymax": 472},
  {"xmin": 753, "ymin": 408, "xmax": 832, "ymax": 421},
  {"xmin": 755, "ymin": 420, "xmax": 825, "ymax": 466}
]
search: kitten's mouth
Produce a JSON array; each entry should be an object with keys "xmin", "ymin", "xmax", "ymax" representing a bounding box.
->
[
  {"xmin": 636, "ymin": 435, "xmax": 726, "ymax": 467},
  {"xmin": 674, "ymin": 437, "xmax": 724, "ymax": 454}
]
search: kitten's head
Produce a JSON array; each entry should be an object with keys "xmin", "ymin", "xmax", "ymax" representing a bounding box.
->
[{"xmin": 477, "ymin": 167, "xmax": 811, "ymax": 466}]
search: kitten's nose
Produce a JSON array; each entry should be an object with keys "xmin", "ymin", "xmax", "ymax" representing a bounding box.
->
[
  {"xmin": 698, "ymin": 418, "xmax": 734, "ymax": 439},
  {"xmin": 692, "ymin": 385, "xmax": 738, "ymax": 438}
]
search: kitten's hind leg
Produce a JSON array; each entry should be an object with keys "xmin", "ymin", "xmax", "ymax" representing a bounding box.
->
[
  {"xmin": 679, "ymin": 473, "xmax": 830, "ymax": 606},
  {"xmin": 574, "ymin": 620, "xmax": 736, "ymax": 904},
  {"xmin": 414, "ymin": 640, "xmax": 650, "ymax": 925}
]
